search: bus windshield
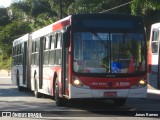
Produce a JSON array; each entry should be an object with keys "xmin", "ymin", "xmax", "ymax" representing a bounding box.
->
[{"xmin": 73, "ymin": 32, "xmax": 146, "ymax": 74}]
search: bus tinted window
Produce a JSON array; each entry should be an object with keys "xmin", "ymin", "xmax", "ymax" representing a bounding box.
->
[
  {"xmin": 152, "ymin": 30, "xmax": 159, "ymax": 53},
  {"xmin": 152, "ymin": 30, "xmax": 159, "ymax": 41},
  {"xmin": 44, "ymin": 36, "xmax": 50, "ymax": 50},
  {"xmin": 73, "ymin": 32, "xmax": 146, "ymax": 74},
  {"xmin": 43, "ymin": 51, "xmax": 49, "ymax": 65},
  {"xmin": 49, "ymin": 50, "xmax": 54, "ymax": 65},
  {"xmin": 35, "ymin": 40, "xmax": 38, "ymax": 52},
  {"xmin": 83, "ymin": 20, "xmax": 135, "ymax": 29},
  {"xmin": 50, "ymin": 35, "xmax": 56, "ymax": 49},
  {"xmin": 57, "ymin": 33, "xmax": 62, "ymax": 49}
]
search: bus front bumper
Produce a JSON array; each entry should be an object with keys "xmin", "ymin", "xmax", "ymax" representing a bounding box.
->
[{"xmin": 69, "ymin": 85, "xmax": 147, "ymax": 99}]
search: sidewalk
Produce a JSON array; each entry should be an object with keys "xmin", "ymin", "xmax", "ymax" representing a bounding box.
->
[
  {"xmin": 148, "ymin": 84, "xmax": 160, "ymax": 94},
  {"xmin": 0, "ymin": 69, "xmax": 11, "ymax": 78}
]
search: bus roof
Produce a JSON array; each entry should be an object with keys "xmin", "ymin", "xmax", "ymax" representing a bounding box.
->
[
  {"xmin": 151, "ymin": 22, "xmax": 160, "ymax": 29},
  {"xmin": 13, "ymin": 33, "xmax": 29, "ymax": 47},
  {"xmin": 32, "ymin": 16, "xmax": 71, "ymax": 40}
]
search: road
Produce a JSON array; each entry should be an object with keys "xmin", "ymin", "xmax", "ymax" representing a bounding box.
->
[{"xmin": 0, "ymin": 77, "xmax": 160, "ymax": 120}]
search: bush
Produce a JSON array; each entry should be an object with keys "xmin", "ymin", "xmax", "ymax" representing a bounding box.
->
[{"xmin": 0, "ymin": 54, "xmax": 12, "ymax": 70}]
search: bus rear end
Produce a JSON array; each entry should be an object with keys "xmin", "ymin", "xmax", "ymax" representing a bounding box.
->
[{"xmin": 68, "ymin": 14, "xmax": 147, "ymax": 105}]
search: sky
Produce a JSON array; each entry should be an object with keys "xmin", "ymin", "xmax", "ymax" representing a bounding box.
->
[{"xmin": 0, "ymin": 0, "xmax": 12, "ymax": 8}]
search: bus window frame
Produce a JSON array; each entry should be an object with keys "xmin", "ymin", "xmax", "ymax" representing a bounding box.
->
[{"xmin": 151, "ymin": 29, "xmax": 159, "ymax": 54}]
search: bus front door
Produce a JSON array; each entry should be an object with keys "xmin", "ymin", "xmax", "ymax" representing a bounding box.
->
[{"xmin": 39, "ymin": 37, "xmax": 43, "ymax": 89}]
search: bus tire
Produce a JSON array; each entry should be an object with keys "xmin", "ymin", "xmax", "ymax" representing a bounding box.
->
[
  {"xmin": 113, "ymin": 98, "xmax": 126, "ymax": 106},
  {"xmin": 16, "ymin": 72, "xmax": 23, "ymax": 91},
  {"xmin": 54, "ymin": 78, "xmax": 66, "ymax": 106},
  {"xmin": 34, "ymin": 75, "xmax": 42, "ymax": 98}
]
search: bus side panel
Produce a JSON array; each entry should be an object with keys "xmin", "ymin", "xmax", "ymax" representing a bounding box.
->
[{"xmin": 149, "ymin": 54, "xmax": 159, "ymax": 88}]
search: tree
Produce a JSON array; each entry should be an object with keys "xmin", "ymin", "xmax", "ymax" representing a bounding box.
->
[
  {"xmin": 0, "ymin": 7, "xmax": 10, "ymax": 26},
  {"xmin": 0, "ymin": 20, "xmax": 31, "ymax": 56},
  {"xmin": 131, "ymin": 0, "xmax": 160, "ymax": 39},
  {"xmin": 68, "ymin": 0, "xmax": 132, "ymax": 14}
]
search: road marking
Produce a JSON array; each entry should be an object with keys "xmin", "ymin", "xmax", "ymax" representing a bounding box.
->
[
  {"xmin": 0, "ymin": 76, "xmax": 11, "ymax": 79},
  {"xmin": 148, "ymin": 89, "xmax": 160, "ymax": 94}
]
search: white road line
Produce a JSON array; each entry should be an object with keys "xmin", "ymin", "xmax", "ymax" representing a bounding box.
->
[
  {"xmin": 148, "ymin": 89, "xmax": 160, "ymax": 94},
  {"xmin": 0, "ymin": 76, "xmax": 11, "ymax": 79}
]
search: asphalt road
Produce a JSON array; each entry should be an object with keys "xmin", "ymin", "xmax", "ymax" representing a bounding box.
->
[{"xmin": 0, "ymin": 77, "xmax": 160, "ymax": 120}]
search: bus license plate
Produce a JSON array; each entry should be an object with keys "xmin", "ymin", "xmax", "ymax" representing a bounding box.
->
[{"xmin": 104, "ymin": 92, "xmax": 117, "ymax": 97}]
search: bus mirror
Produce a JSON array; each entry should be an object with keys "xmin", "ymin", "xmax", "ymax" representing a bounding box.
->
[{"xmin": 63, "ymin": 26, "xmax": 70, "ymax": 48}]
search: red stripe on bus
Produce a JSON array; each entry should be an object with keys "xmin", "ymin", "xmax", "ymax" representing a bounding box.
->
[{"xmin": 53, "ymin": 20, "xmax": 70, "ymax": 31}]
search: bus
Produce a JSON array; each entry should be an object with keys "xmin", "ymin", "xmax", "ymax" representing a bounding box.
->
[
  {"xmin": 12, "ymin": 33, "xmax": 31, "ymax": 90},
  {"xmin": 12, "ymin": 13, "xmax": 147, "ymax": 106},
  {"xmin": 148, "ymin": 22, "xmax": 160, "ymax": 89}
]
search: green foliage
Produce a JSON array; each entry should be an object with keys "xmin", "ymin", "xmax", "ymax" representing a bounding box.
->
[
  {"xmin": 0, "ymin": 20, "xmax": 31, "ymax": 50},
  {"xmin": 0, "ymin": 53, "xmax": 12, "ymax": 70},
  {"xmin": 68, "ymin": 0, "xmax": 131, "ymax": 14},
  {"xmin": 131, "ymin": 0, "xmax": 160, "ymax": 39},
  {"xmin": 131, "ymin": 0, "xmax": 160, "ymax": 15},
  {"xmin": 0, "ymin": 7, "xmax": 10, "ymax": 26}
]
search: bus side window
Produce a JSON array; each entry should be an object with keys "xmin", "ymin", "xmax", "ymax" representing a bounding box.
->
[
  {"xmin": 152, "ymin": 30, "xmax": 159, "ymax": 53},
  {"xmin": 57, "ymin": 33, "xmax": 62, "ymax": 48},
  {"xmin": 50, "ymin": 35, "xmax": 55, "ymax": 50},
  {"xmin": 31, "ymin": 41, "xmax": 35, "ymax": 65},
  {"xmin": 49, "ymin": 34, "xmax": 55, "ymax": 65},
  {"xmin": 19, "ymin": 44, "xmax": 22, "ymax": 65},
  {"xmin": 35, "ymin": 40, "xmax": 38, "ymax": 52},
  {"xmin": 43, "ymin": 36, "xmax": 50, "ymax": 65},
  {"xmin": 54, "ymin": 33, "xmax": 62, "ymax": 65},
  {"xmin": 55, "ymin": 33, "xmax": 62, "ymax": 49},
  {"xmin": 32, "ymin": 41, "xmax": 35, "ymax": 53},
  {"xmin": 35, "ymin": 40, "xmax": 39, "ymax": 65}
]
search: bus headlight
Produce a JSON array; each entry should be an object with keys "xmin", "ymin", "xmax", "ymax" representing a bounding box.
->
[
  {"xmin": 72, "ymin": 77, "xmax": 83, "ymax": 88},
  {"xmin": 131, "ymin": 78, "xmax": 147, "ymax": 89},
  {"xmin": 139, "ymin": 80, "xmax": 146, "ymax": 85}
]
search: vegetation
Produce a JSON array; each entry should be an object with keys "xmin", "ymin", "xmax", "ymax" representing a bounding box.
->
[{"xmin": 0, "ymin": 0, "xmax": 160, "ymax": 69}]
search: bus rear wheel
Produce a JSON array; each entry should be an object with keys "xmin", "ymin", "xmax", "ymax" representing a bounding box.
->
[
  {"xmin": 54, "ymin": 79, "xmax": 66, "ymax": 106},
  {"xmin": 16, "ymin": 73, "xmax": 23, "ymax": 91},
  {"xmin": 113, "ymin": 98, "xmax": 126, "ymax": 106}
]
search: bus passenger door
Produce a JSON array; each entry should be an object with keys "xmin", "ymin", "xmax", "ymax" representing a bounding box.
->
[
  {"xmin": 39, "ymin": 37, "xmax": 44, "ymax": 89},
  {"xmin": 22, "ymin": 42, "xmax": 27, "ymax": 84},
  {"xmin": 61, "ymin": 29, "xmax": 70, "ymax": 95},
  {"xmin": 62, "ymin": 46, "xmax": 69, "ymax": 95}
]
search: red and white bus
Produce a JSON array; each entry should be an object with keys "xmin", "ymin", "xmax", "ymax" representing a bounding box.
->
[
  {"xmin": 12, "ymin": 14, "xmax": 147, "ymax": 106},
  {"xmin": 148, "ymin": 22, "xmax": 160, "ymax": 89}
]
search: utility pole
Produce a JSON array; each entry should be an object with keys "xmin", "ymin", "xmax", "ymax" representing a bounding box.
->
[{"xmin": 59, "ymin": 0, "xmax": 62, "ymax": 19}]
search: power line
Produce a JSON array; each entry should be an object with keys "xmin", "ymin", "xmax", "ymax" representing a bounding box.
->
[
  {"xmin": 33, "ymin": 0, "xmax": 62, "ymax": 19},
  {"xmin": 100, "ymin": 1, "xmax": 133, "ymax": 13}
]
